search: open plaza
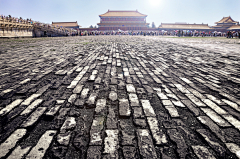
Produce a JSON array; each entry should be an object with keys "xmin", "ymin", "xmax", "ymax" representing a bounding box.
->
[
  {"xmin": 0, "ymin": 35, "xmax": 240, "ymax": 158},
  {"xmin": 1, "ymin": 0, "xmax": 240, "ymax": 156}
]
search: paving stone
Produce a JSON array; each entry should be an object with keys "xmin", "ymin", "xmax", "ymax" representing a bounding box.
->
[
  {"xmin": 26, "ymin": 130, "xmax": 57, "ymax": 159},
  {"xmin": 95, "ymin": 99, "xmax": 107, "ymax": 115},
  {"xmin": 74, "ymin": 99, "xmax": 85, "ymax": 108},
  {"xmin": 165, "ymin": 106, "xmax": 180, "ymax": 118},
  {"xmin": 21, "ymin": 107, "xmax": 47, "ymax": 128},
  {"xmin": 87, "ymin": 146, "xmax": 102, "ymax": 159},
  {"xmin": 0, "ymin": 129, "xmax": 27, "ymax": 158},
  {"xmin": 133, "ymin": 119, "xmax": 147, "ymax": 128},
  {"xmin": 147, "ymin": 117, "xmax": 168, "ymax": 145},
  {"xmin": 202, "ymin": 99, "xmax": 227, "ymax": 115},
  {"xmin": 197, "ymin": 116, "xmax": 227, "ymax": 142},
  {"xmin": 7, "ymin": 145, "xmax": 31, "ymax": 159},
  {"xmin": 126, "ymin": 84, "xmax": 136, "ymax": 93},
  {"xmin": 136, "ymin": 129, "xmax": 158, "ymax": 159},
  {"xmin": 129, "ymin": 93, "xmax": 139, "ymax": 106},
  {"xmin": 45, "ymin": 104, "xmax": 62, "ymax": 117},
  {"xmin": 132, "ymin": 106, "xmax": 144, "ymax": 119},
  {"xmin": 205, "ymin": 94, "xmax": 226, "ymax": 106},
  {"xmin": 87, "ymin": 93, "xmax": 98, "ymax": 105},
  {"xmin": 56, "ymin": 100, "xmax": 65, "ymax": 104},
  {"xmin": 185, "ymin": 94, "xmax": 206, "ymax": 107},
  {"xmin": 222, "ymin": 99, "xmax": 240, "ymax": 112},
  {"xmin": 60, "ymin": 117, "xmax": 76, "ymax": 133},
  {"xmin": 181, "ymin": 100, "xmax": 200, "ymax": 116},
  {"xmin": 68, "ymin": 93, "xmax": 77, "ymax": 104},
  {"xmin": 174, "ymin": 84, "xmax": 190, "ymax": 94},
  {"xmin": 57, "ymin": 131, "xmax": 72, "ymax": 146},
  {"xmin": 141, "ymin": 99, "xmax": 156, "ymax": 117},
  {"xmin": 167, "ymin": 129, "xmax": 188, "ymax": 159},
  {"xmin": 21, "ymin": 93, "xmax": 41, "ymax": 106},
  {"xmin": 121, "ymin": 131, "xmax": 135, "ymax": 145},
  {"xmin": 90, "ymin": 116, "xmax": 105, "ymax": 145},
  {"xmin": 225, "ymin": 143, "xmax": 240, "ymax": 158},
  {"xmin": 192, "ymin": 145, "xmax": 216, "ymax": 159},
  {"xmin": 157, "ymin": 92, "xmax": 168, "ymax": 100},
  {"xmin": 20, "ymin": 99, "xmax": 43, "ymax": 116},
  {"xmin": 119, "ymin": 99, "xmax": 131, "ymax": 117},
  {"xmin": 109, "ymin": 91, "xmax": 117, "ymax": 101},
  {"xmin": 196, "ymin": 129, "xmax": 226, "ymax": 157},
  {"xmin": 81, "ymin": 88, "xmax": 89, "ymax": 99},
  {"xmin": 222, "ymin": 114, "xmax": 240, "ymax": 131},
  {"xmin": 123, "ymin": 146, "xmax": 138, "ymax": 159},
  {"xmin": 0, "ymin": 99, "xmax": 23, "ymax": 116},
  {"xmin": 67, "ymin": 80, "xmax": 79, "ymax": 89},
  {"xmin": 103, "ymin": 130, "xmax": 119, "ymax": 158},
  {"xmin": 200, "ymin": 108, "xmax": 231, "ymax": 127}
]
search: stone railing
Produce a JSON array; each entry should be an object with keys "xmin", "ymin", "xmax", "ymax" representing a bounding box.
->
[{"xmin": 0, "ymin": 17, "xmax": 76, "ymax": 38}]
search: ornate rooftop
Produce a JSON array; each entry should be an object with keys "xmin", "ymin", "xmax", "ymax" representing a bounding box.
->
[
  {"xmin": 215, "ymin": 16, "xmax": 238, "ymax": 24},
  {"xmin": 99, "ymin": 10, "xmax": 147, "ymax": 17},
  {"xmin": 52, "ymin": 22, "xmax": 80, "ymax": 27}
]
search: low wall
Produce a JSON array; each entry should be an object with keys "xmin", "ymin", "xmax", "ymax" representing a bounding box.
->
[{"xmin": 0, "ymin": 30, "xmax": 33, "ymax": 38}]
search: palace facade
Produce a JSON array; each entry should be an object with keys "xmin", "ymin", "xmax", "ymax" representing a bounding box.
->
[{"xmin": 97, "ymin": 10, "xmax": 149, "ymax": 31}]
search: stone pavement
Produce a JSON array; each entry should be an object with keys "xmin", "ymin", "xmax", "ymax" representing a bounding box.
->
[{"xmin": 0, "ymin": 36, "xmax": 240, "ymax": 158}]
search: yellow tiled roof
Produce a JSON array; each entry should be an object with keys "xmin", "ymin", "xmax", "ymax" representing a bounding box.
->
[
  {"xmin": 159, "ymin": 23, "xmax": 211, "ymax": 29},
  {"xmin": 215, "ymin": 16, "xmax": 238, "ymax": 24},
  {"xmin": 228, "ymin": 25, "xmax": 240, "ymax": 30},
  {"xmin": 97, "ymin": 23, "xmax": 149, "ymax": 25},
  {"xmin": 99, "ymin": 10, "xmax": 147, "ymax": 17},
  {"xmin": 52, "ymin": 22, "xmax": 80, "ymax": 27}
]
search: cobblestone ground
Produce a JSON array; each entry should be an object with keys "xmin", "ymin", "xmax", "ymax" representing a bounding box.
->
[{"xmin": 0, "ymin": 36, "xmax": 240, "ymax": 159}]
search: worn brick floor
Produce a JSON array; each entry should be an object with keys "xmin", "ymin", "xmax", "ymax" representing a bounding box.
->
[{"xmin": 0, "ymin": 36, "xmax": 240, "ymax": 159}]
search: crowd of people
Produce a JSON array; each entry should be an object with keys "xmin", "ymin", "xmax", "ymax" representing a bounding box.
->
[{"xmin": 77, "ymin": 30, "xmax": 240, "ymax": 38}]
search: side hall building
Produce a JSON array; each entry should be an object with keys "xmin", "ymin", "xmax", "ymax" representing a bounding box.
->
[
  {"xmin": 158, "ymin": 23, "xmax": 212, "ymax": 32},
  {"xmin": 97, "ymin": 10, "xmax": 150, "ymax": 31},
  {"xmin": 52, "ymin": 21, "xmax": 81, "ymax": 29}
]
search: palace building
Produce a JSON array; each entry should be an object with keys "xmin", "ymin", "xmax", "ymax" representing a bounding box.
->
[
  {"xmin": 52, "ymin": 21, "xmax": 81, "ymax": 29},
  {"xmin": 212, "ymin": 16, "xmax": 239, "ymax": 32},
  {"xmin": 97, "ymin": 10, "xmax": 150, "ymax": 31},
  {"xmin": 158, "ymin": 23, "xmax": 212, "ymax": 31}
]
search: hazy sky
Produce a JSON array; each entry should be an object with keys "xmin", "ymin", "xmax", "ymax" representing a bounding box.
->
[{"xmin": 1, "ymin": 0, "xmax": 239, "ymax": 28}]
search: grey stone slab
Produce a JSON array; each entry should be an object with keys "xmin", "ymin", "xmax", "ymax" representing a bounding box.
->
[
  {"xmin": 20, "ymin": 99, "xmax": 43, "ymax": 116},
  {"xmin": 137, "ymin": 129, "xmax": 158, "ymax": 159},
  {"xmin": 200, "ymin": 108, "xmax": 231, "ymax": 127},
  {"xmin": 147, "ymin": 117, "xmax": 168, "ymax": 145},
  {"xmin": 181, "ymin": 100, "xmax": 200, "ymax": 116},
  {"xmin": 196, "ymin": 129, "xmax": 226, "ymax": 157},
  {"xmin": 0, "ymin": 99, "xmax": 23, "ymax": 116},
  {"xmin": 197, "ymin": 116, "xmax": 227, "ymax": 142},
  {"xmin": 103, "ymin": 130, "xmax": 119, "ymax": 158},
  {"xmin": 0, "ymin": 129, "xmax": 27, "ymax": 158},
  {"xmin": 141, "ymin": 100, "xmax": 156, "ymax": 117},
  {"xmin": 7, "ymin": 145, "xmax": 31, "ymax": 159},
  {"xmin": 26, "ymin": 130, "xmax": 57, "ymax": 159},
  {"xmin": 192, "ymin": 145, "xmax": 216, "ymax": 159},
  {"xmin": 129, "ymin": 93, "xmax": 139, "ymax": 107},
  {"xmin": 87, "ymin": 146, "xmax": 102, "ymax": 159},
  {"xmin": 167, "ymin": 129, "xmax": 188, "ymax": 159},
  {"xmin": 21, "ymin": 107, "xmax": 47, "ymax": 128},
  {"xmin": 119, "ymin": 99, "xmax": 131, "ymax": 117}
]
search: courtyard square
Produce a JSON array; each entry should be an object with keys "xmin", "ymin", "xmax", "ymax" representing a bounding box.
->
[{"xmin": 0, "ymin": 36, "xmax": 240, "ymax": 158}]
